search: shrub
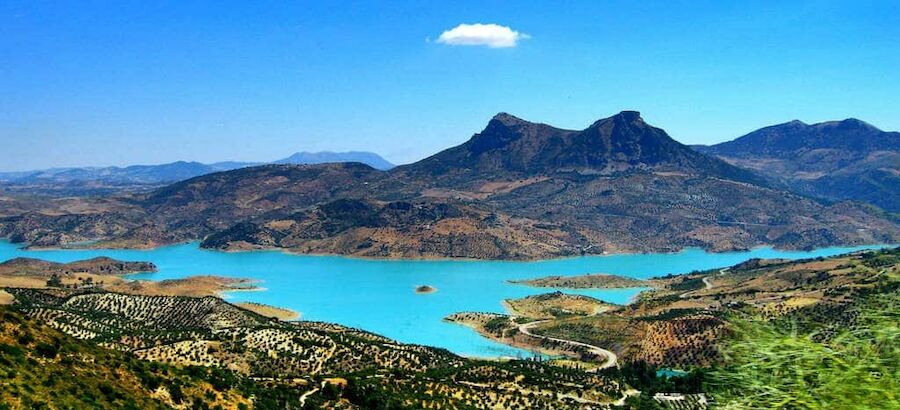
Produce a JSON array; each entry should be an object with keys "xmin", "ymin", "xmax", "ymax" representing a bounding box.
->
[
  {"xmin": 707, "ymin": 292, "xmax": 900, "ymax": 409},
  {"xmin": 35, "ymin": 342, "xmax": 59, "ymax": 359}
]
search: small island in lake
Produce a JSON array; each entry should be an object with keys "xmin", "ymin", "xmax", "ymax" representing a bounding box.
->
[{"xmin": 415, "ymin": 285, "xmax": 437, "ymax": 294}]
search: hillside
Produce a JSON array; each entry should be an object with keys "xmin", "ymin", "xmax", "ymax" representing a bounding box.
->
[
  {"xmin": 695, "ymin": 118, "xmax": 900, "ymax": 212},
  {"xmin": 0, "ymin": 257, "xmax": 156, "ymax": 277},
  {"xmin": 1, "ymin": 112, "xmax": 897, "ymax": 258},
  {"xmin": 0, "ymin": 151, "xmax": 394, "ymax": 197},
  {"xmin": 450, "ymin": 247, "xmax": 900, "ymax": 369},
  {"xmin": 3, "ymin": 287, "xmax": 628, "ymax": 409},
  {"xmin": 0, "ymin": 306, "xmax": 263, "ymax": 409}
]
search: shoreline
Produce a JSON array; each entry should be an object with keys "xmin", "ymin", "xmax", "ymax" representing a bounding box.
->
[
  {"xmin": 2, "ymin": 239, "xmax": 896, "ymax": 361},
  {"xmin": 446, "ymin": 313, "xmax": 609, "ymax": 364},
  {"xmin": 235, "ymin": 301, "xmax": 301, "ymax": 321},
  {"xmin": 6, "ymin": 238, "xmax": 893, "ymax": 263}
]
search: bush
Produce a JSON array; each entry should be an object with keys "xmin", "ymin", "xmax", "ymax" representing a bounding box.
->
[
  {"xmin": 35, "ymin": 342, "xmax": 59, "ymax": 359},
  {"xmin": 707, "ymin": 292, "xmax": 900, "ymax": 409}
]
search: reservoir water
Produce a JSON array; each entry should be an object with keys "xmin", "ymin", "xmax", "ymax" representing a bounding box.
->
[{"xmin": 0, "ymin": 240, "xmax": 887, "ymax": 357}]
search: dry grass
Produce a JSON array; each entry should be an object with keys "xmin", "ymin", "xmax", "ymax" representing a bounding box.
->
[
  {"xmin": 235, "ymin": 302, "xmax": 299, "ymax": 320},
  {"xmin": 0, "ymin": 272, "xmax": 126, "ymax": 289},
  {"xmin": 0, "ymin": 290, "xmax": 13, "ymax": 305},
  {"xmin": 264, "ymin": 219, "xmax": 296, "ymax": 230},
  {"xmin": 108, "ymin": 276, "xmax": 259, "ymax": 297},
  {"xmin": 477, "ymin": 177, "xmax": 549, "ymax": 195},
  {"xmin": 504, "ymin": 292, "xmax": 612, "ymax": 319}
]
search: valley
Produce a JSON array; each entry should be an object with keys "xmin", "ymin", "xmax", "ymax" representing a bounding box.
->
[
  {"xmin": 1, "ymin": 108, "xmax": 895, "ymax": 407},
  {"xmin": 1, "ymin": 239, "xmax": 880, "ymax": 358},
  {"xmin": 5, "ymin": 3, "xmax": 897, "ymax": 408},
  {"xmin": 2, "ymin": 241, "xmax": 896, "ymax": 408}
]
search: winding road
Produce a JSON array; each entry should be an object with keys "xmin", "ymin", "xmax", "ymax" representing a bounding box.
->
[
  {"xmin": 518, "ymin": 319, "xmax": 618, "ymax": 370},
  {"xmin": 512, "ymin": 267, "xmax": 736, "ymax": 371},
  {"xmin": 681, "ymin": 267, "xmax": 729, "ymax": 298}
]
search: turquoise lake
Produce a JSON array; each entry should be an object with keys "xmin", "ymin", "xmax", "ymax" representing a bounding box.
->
[{"xmin": 0, "ymin": 240, "xmax": 889, "ymax": 358}]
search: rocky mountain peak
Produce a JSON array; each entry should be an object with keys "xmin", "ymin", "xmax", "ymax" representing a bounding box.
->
[
  {"xmin": 397, "ymin": 111, "xmax": 763, "ymax": 185},
  {"xmin": 490, "ymin": 112, "xmax": 530, "ymax": 126},
  {"xmin": 815, "ymin": 118, "xmax": 882, "ymax": 133},
  {"xmin": 611, "ymin": 110, "xmax": 643, "ymax": 123}
]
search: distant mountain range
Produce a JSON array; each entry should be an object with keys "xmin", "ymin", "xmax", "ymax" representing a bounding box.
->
[
  {"xmin": 3, "ymin": 111, "xmax": 895, "ymax": 259},
  {"xmin": 694, "ymin": 118, "xmax": 900, "ymax": 212},
  {"xmin": 274, "ymin": 151, "xmax": 394, "ymax": 170},
  {"xmin": 0, "ymin": 152, "xmax": 395, "ymax": 193}
]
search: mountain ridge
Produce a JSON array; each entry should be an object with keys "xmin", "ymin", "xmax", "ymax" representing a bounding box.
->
[
  {"xmin": 695, "ymin": 118, "xmax": 900, "ymax": 212},
  {"xmin": 397, "ymin": 111, "xmax": 767, "ymax": 187},
  {"xmin": 0, "ymin": 151, "xmax": 394, "ymax": 195},
  {"xmin": 1, "ymin": 111, "xmax": 897, "ymax": 258},
  {"xmin": 697, "ymin": 118, "xmax": 899, "ymax": 157}
]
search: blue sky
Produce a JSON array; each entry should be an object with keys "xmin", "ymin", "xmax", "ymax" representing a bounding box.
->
[{"xmin": 1, "ymin": 1, "xmax": 897, "ymax": 171}]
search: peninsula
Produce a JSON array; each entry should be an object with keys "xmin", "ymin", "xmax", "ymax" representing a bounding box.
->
[{"xmin": 510, "ymin": 273, "xmax": 649, "ymax": 289}]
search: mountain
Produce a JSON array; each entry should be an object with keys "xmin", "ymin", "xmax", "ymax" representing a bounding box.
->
[
  {"xmin": 697, "ymin": 118, "xmax": 898, "ymax": 156},
  {"xmin": 207, "ymin": 160, "xmax": 260, "ymax": 171},
  {"xmin": 0, "ymin": 161, "xmax": 250, "ymax": 197},
  {"xmin": 275, "ymin": 151, "xmax": 395, "ymax": 170},
  {"xmin": 0, "ymin": 161, "xmax": 255, "ymax": 197},
  {"xmin": 1, "ymin": 111, "xmax": 897, "ymax": 258},
  {"xmin": 695, "ymin": 118, "xmax": 900, "ymax": 212},
  {"xmin": 397, "ymin": 111, "xmax": 765, "ymax": 185},
  {"xmin": 11, "ymin": 161, "xmax": 222, "ymax": 184},
  {"xmin": 0, "ymin": 152, "xmax": 394, "ymax": 197}
]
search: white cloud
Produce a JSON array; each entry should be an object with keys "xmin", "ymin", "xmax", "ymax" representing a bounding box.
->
[{"xmin": 435, "ymin": 23, "xmax": 530, "ymax": 48}]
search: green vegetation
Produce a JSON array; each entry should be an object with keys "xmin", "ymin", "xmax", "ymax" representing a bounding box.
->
[
  {"xmin": 0, "ymin": 307, "xmax": 261, "ymax": 409},
  {"xmin": 483, "ymin": 316, "xmax": 514, "ymax": 335},
  {"xmin": 635, "ymin": 308, "xmax": 709, "ymax": 322},
  {"xmin": 707, "ymin": 289, "xmax": 899, "ymax": 409},
  {"xmin": 4, "ymin": 288, "xmax": 628, "ymax": 409},
  {"xmin": 449, "ymin": 247, "xmax": 900, "ymax": 409}
]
